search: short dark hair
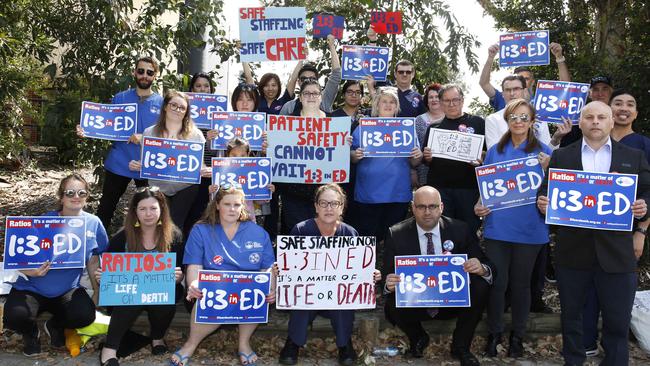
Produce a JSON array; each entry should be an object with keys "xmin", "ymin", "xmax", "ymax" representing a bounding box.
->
[
  {"xmin": 341, "ymin": 80, "xmax": 364, "ymax": 95},
  {"xmin": 231, "ymin": 83, "xmax": 259, "ymax": 111},
  {"xmin": 423, "ymin": 83, "xmax": 442, "ymax": 111},
  {"xmin": 501, "ymin": 74, "xmax": 526, "ymax": 90},
  {"xmin": 299, "ymin": 63, "xmax": 319, "ymax": 79},
  {"xmin": 394, "ymin": 59, "xmax": 414, "ymax": 72},
  {"xmin": 299, "ymin": 79, "xmax": 321, "ymax": 92},
  {"xmin": 135, "ymin": 56, "xmax": 159, "ymax": 75},
  {"xmin": 609, "ymin": 88, "xmax": 635, "ymax": 103},
  {"xmin": 189, "ymin": 72, "xmax": 215, "ymax": 93},
  {"xmin": 438, "ymin": 84, "xmax": 464, "ymax": 100},
  {"xmin": 258, "ymin": 73, "xmax": 282, "ymax": 100},
  {"xmin": 513, "ymin": 66, "xmax": 534, "ymax": 77}
]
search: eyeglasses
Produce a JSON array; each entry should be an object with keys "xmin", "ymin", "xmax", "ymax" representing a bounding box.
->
[
  {"xmin": 414, "ymin": 203, "xmax": 440, "ymax": 212},
  {"xmin": 317, "ymin": 200, "xmax": 343, "ymax": 208},
  {"xmin": 299, "ymin": 76, "xmax": 317, "ymax": 83},
  {"xmin": 441, "ymin": 98, "xmax": 463, "ymax": 106},
  {"xmin": 136, "ymin": 68, "xmax": 155, "ymax": 77},
  {"xmin": 345, "ymin": 90, "xmax": 362, "ymax": 97},
  {"xmin": 508, "ymin": 113, "xmax": 531, "ymax": 123},
  {"xmin": 396, "ymin": 69, "xmax": 413, "ymax": 75},
  {"xmin": 63, "ymin": 189, "xmax": 88, "ymax": 198},
  {"xmin": 503, "ymin": 87, "xmax": 524, "ymax": 94},
  {"xmin": 168, "ymin": 102, "xmax": 187, "ymax": 112},
  {"xmin": 302, "ymin": 91, "xmax": 322, "ymax": 99},
  {"xmin": 135, "ymin": 186, "xmax": 160, "ymax": 193}
]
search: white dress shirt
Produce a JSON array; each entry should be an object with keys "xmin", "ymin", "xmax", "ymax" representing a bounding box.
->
[
  {"xmin": 581, "ymin": 137, "xmax": 612, "ymax": 173},
  {"xmin": 485, "ymin": 108, "xmax": 555, "ymax": 150}
]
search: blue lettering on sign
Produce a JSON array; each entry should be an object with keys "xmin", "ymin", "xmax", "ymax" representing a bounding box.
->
[
  {"xmin": 395, "ymin": 254, "xmax": 470, "ymax": 308},
  {"xmin": 476, "ymin": 156, "xmax": 544, "ymax": 210},
  {"xmin": 499, "ymin": 30, "xmax": 549, "ymax": 67},
  {"xmin": 211, "ymin": 157, "xmax": 272, "ymax": 200},
  {"xmin": 140, "ymin": 137, "xmax": 204, "ymax": 184},
  {"xmin": 195, "ymin": 270, "xmax": 270, "ymax": 324},
  {"xmin": 341, "ymin": 45, "xmax": 390, "ymax": 81},
  {"xmin": 545, "ymin": 168, "xmax": 638, "ymax": 231},
  {"xmin": 358, "ymin": 117, "xmax": 416, "ymax": 157},
  {"xmin": 210, "ymin": 112, "xmax": 266, "ymax": 151},
  {"xmin": 312, "ymin": 14, "xmax": 345, "ymax": 39},
  {"xmin": 4, "ymin": 216, "xmax": 87, "ymax": 270},
  {"xmin": 80, "ymin": 102, "xmax": 138, "ymax": 141},
  {"xmin": 533, "ymin": 81, "xmax": 590, "ymax": 124}
]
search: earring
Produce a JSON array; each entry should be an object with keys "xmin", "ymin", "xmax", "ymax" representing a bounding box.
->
[
  {"xmin": 134, "ymin": 221, "xmax": 140, "ymax": 227},
  {"xmin": 157, "ymin": 220, "xmax": 162, "ymax": 226}
]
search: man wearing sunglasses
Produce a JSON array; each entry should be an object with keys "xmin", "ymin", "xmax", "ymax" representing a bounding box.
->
[
  {"xmin": 96, "ymin": 56, "xmax": 163, "ymax": 231},
  {"xmin": 367, "ymin": 59, "xmax": 426, "ymax": 118}
]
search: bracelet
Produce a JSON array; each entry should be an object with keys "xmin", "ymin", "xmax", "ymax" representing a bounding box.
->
[
  {"xmin": 555, "ymin": 56, "xmax": 566, "ymax": 63},
  {"xmin": 634, "ymin": 227, "xmax": 648, "ymax": 236}
]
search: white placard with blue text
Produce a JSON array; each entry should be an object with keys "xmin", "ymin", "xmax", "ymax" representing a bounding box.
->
[
  {"xmin": 395, "ymin": 254, "xmax": 471, "ymax": 308},
  {"xmin": 210, "ymin": 112, "xmax": 266, "ymax": 151},
  {"xmin": 267, "ymin": 115, "xmax": 350, "ymax": 184},
  {"xmin": 140, "ymin": 137, "xmax": 204, "ymax": 184},
  {"xmin": 533, "ymin": 80, "xmax": 590, "ymax": 125},
  {"xmin": 341, "ymin": 45, "xmax": 390, "ymax": 81},
  {"xmin": 239, "ymin": 7, "xmax": 307, "ymax": 62},
  {"xmin": 79, "ymin": 102, "xmax": 137, "ymax": 141},
  {"xmin": 358, "ymin": 118, "xmax": 416, "ymax": 157},
  {"xmin": 211, "ymin": 157, "xmax": 272, "ymax": 200},
  {"xmin": 4, "ymin": 216, "xmax": 87, "ymax": 270},
  {"xmin": 426, "ymin": 128, "xmax": 484, "ymax": 163},
  {"xmin": 476, "ymin": 156, "xmax": 544, "ymax": 211},
  {"xmin": 186, "ymin": 93, "xmax": 228, "ymax": 129},
  {"xmin": 545, "ymin": 168, "xmax": 638, "ymax": 231},
  {"xmin": 196, "ymin": 270, "xmax": 271, "ymax": 324},
  {"xmin": 499, "ymin": 30, "xmax": 550, "ymax": 67}
]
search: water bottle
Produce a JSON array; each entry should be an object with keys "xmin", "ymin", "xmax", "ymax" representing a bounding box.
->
[
  {"xmin": 64, "ymin": 329, "xmax": 82, "ymax": 357},
  {"xmin": 372, "ymin": 346, "xmax": 400, "ymax": 356}
]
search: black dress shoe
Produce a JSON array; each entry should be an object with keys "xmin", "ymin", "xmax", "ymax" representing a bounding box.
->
[
  {"xmin": 409, "ymin": 332, "xmax": 430, "ymax": 358},
  {"xmin": 451, "ymin": 348, "xmax": 480, "ymax": 366},
  {"xmin": 508, "ymin": 333, "xmax": 523, "ymax": 358},
  {"xmin": 279, "ymin": 337, "xmax": 300, "ymax": 365},
  {"xmin": 484, "ymin": 333, "xmax": 502, "ymax": 357},
  {"xmin": 337, "ymin": 340, "xmax": 357, "ymax": 366},
  {"xmin": 151, "ymin": 341, "xmax": 168, "ymax": 355}
]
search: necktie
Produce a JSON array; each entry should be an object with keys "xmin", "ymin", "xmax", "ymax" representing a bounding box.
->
[{"xmin": 425, "ymin": 232, "xmax": 435, "ymax": 254}]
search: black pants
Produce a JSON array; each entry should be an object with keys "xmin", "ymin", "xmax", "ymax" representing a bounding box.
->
[
  {"xmin": 485, "ymin": 239, "xmax": 543, "ymax": 337},
  {"xmin": 437, "ymin": 188, "xmax": 481, "ymax": 239},
  {"xmin": 166, "ymin": 185, "xmax": 199, "ymax": 234},
  {"xmin": 385, "ymin": 273, "xmax": 489, "ymax": 351},
  {"xmin": 97, "ymin": 169, "xmax": 148, "ymax": 230},
  {"xmin": 104, "ymin": 304, "xmax": 176, "ymax": 350},
  {"xmin": 353, "ymin": 202, "xmax": 409, "ymax": 243},
  {"xmin": 3, "ymin": 287, "xmax": 96, "ymax": 335},
  {"xmin": 183, "ymin": 177, "xmax": 211, "ymax": 240}
]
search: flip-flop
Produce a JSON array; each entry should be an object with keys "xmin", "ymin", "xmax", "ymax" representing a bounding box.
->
[
  {"xmin": 237, "ymin": 351, "xmax": 258, "ymax": 366},
  {"xmin": 169, "ymin": 350, "xmax": 190, "ymax": 366}
]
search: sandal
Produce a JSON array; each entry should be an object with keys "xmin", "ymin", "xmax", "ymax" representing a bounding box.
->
[
  {"xmin": 170, "ymin": 350, "xmax": 190, "ymax": 366},
  {"xmin": 237, "ymin": 351, "xmax": 258, "ymax": 366}
]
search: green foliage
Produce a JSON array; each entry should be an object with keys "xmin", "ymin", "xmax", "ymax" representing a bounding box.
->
[{"xmin": 468, "ymin": 97, "xmax": 494, "ymax": 119}]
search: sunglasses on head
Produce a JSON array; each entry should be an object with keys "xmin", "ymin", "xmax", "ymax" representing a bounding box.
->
[
  {"xmin": 135, "ymin": 186, "xmax": 160, "ymax": 193},
  {"xmin": 238, "ymin": 83, "xmax": 256, "ymax": 92},
  {"xmin": 136, "ymin": 68, "xmax": 155, "ymax": 77},
  {"xmin": 299, "ymin": 76, "xmax": 317, "ymax": 83},
  {"xmin": 63, "ymin": 189, "xmax": 88, "ymax": 198},
  {"xmin": 216, "ymin": 182, "xmax": 243, "ymax": 194}
]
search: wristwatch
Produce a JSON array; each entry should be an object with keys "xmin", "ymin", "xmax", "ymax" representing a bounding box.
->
[{"xmin": 634, "ymin": 227, "xmax": 648, "ymax": 236}]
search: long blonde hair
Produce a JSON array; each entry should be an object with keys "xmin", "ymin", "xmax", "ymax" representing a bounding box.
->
[{"xmin": 199, "ymin": 186, "xmax": 249, "ymax": 225}]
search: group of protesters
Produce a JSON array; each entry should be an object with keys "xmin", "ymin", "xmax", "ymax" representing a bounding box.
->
[{"xmin": 3, "ymin": 25, "xmax": 650, "ymax": 366}]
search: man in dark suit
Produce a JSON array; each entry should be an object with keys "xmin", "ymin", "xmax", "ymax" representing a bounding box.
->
[
  {"xmin": 537, "ymin": 101, "xmax": 650, "ymax": 366},
  {"xmin": 383, "ymin": 186, "xmax": 493, "ymax": 366}
]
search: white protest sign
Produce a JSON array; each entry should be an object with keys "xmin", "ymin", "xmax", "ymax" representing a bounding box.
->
[{"xmin": 427, "ymin": 128, "xmax": 484, "ymax": 163}]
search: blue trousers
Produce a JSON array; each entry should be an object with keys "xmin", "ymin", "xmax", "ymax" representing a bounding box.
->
[{"xmin": 287, "ymin": 310, "xmax": 354, "ymax": 347}]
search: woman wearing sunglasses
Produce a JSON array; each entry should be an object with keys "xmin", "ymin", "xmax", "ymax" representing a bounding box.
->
[
  {"xmin": 171, "ymin": 184, "xmax": 275, "ymax": 366},
  {"xmin": 129, "ymin": 90, "xmax": 207, "ymax": 238},
  {"xmin": 473, "ymin": 99, "xmax": 551, "ymax": 358},
  {"xmin": 96, "ymin": 186, "xmax": 184, "ymax": 366},
  {"xmin": 279, "ymin": 183, "xmax": 381, "ymax": 366},
  {"xmin": 3, "ymin": 173, "xmax": 108, "ymax": 356}
]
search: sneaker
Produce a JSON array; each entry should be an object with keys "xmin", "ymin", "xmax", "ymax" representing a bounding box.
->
[
  {"xmin": 585, "ymin": 346, "xmax": 599, "ymax": 357},
  {"xmin": 23, "ymin": 329, "xmax": 42, "ymax": 357},
  {"xmin": 44, "ymin": 319, "xmax": 66, "ymax": 348},
  {"xmin": 338, "ymin": 341, "xmax": 357, "ymax": 366}
]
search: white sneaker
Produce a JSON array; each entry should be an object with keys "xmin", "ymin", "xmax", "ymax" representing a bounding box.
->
[{"xmin": 585, "ymin": 347, "xmax": 599, "ymax": 357}]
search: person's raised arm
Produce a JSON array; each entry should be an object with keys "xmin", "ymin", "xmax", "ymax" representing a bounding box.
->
[
  {"xmin": 479, "ymin": 44, "xmax": 499, "ymax": 99},
  {"xmin": 242, "ymin": 62, "xmax": 255, "ymax": 85},
  {"xmin": 550, "ymin": 43, "xmax": 571, "ymax": 82},
  {"xmin": 328, "ymin": 34, "xmax": 341, "ymax": 70},
  {"xmin": 286, "ymin": 60, "xmax": 304, "ymax": 98}
]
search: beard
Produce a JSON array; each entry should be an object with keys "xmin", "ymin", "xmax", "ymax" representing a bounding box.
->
[{"xmin": 136, "ymin": 77, "xmax": 153, "ymax": 90}]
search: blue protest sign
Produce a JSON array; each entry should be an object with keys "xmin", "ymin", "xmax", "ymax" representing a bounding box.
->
[
  {"xmin": 476, "ymin": 156, "xmax": 544, "ymax": 211},
  {"xmin": 533, "ymin": 80, "xmax": 590, "ymax": 124},
  {"xmin": 312, "ymin": 14, "xmax": 344, "ymax": 39},
  {"xmin": 99, "ymin": 252, "xmax": 176, "ymax": 306},
  {"xmin": 499, "ymin": 30, "xmax": 550, "ymax": 67},
  {"xmin": 358, "ymin": 118, "xmax": 416, "ymax": 157},
  {"xmin": 186, "ymin": 93, "xmax": 228, "ymax": 129},
  {"xmin": 140, "ymin": 137, "xmax": 204, "ymax": 184},
  {"xmin": 195, "ymin": 270, "xmax": 271, "ymax": 324},
  {"xmin": 4, "ymin": 216, "xmax": 87, "ymax": 270},
  {"xmin": 212, "ymin": 157, "xmax": 272, "ymax": 200},
  {"xmin": 395, "ymin": 255, "xmax": 471, "ymax": 308},
  {"xmin": 341, "ymin": 45, "xmax": 390, "ymax": 81},
  {"xmin": 79, "ymin": 102, "xmax": 137, "ymax": 141},
  {"xmin": 210, "ymin": 112, "xmax": 266, "ymax": 151},
  {"xmin": 545, "ymin": 168, "xmax": 638, "ymax": 231},
  {"xmin": 239, "ymin": 7, "xmax": 307, "ymax": 62}
]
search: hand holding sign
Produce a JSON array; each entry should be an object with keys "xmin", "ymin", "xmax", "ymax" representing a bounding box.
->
[{"xmin": 21, "ymin": 261, "xmax": 51, "ymax": 277}]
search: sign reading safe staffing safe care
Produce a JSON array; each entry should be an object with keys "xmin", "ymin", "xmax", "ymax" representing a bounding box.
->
[
  {"xmin": 140, "ymin": 137, "xmax": 204, "ymax": 184},
  {"xmin": 545, "ymin": 168, "xmax": 638, "ymax": 231},
  {"xmin": 395, "ymin": 254, "xmax": 471, "ymax": 308},
  {"xmin": 99, "ymin": 253, "xmax": 176, "ymax": 306},
  {"xmin": 276, "ymin": 236, "xmax": 376, "ymax": 310},
  {"xmin": 79, "ymin": 102, "xmax": 137, "ymax": 141},
  {"xmin": 239, "ymin": 7, "xmax": 307, "ymax": 62},
  {"xmin": 4, "ymin": 216, "xmax": 87, "ymax": 270},
  {"xmin": 475, "ymin": 157, "xmax": 544, "ymax": 211},
  {"xmin": 266, "ymin": 115, "xmax": 350, "ymax": 184},
  {"xmin": 195, "ymin": 270, "xmax": 271, "ymax": 324}
]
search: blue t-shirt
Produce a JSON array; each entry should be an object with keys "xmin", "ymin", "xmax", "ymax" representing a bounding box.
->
[
  {"xmin": 352, "ymin": 128, "xmax": 414, "ymax": 204},
  {"xmin": 258, "ymin": 89, "xmax": 292, "ymax": 115},
  {"xmin": 398, "ymin": 89, "xmax": 426, "ymax": 117},
  {"xmin": 290, "ymin": 218, "xmax": 358, "ymax": 236},
  {"xmin": 482, "ymin": 140, "xmax": 552, "ymax": 244},
  {"xmin": 11, "ymin": 211, "xmax": 102, "ymax": 298},
  {"xmin": 104, "ymin": 89, "xmax": 163, "ymax": 178},
  {"xmin": 183, "ymin": 221, "xmax": 275, "ymax": 271},
  {"xmin": 489, "ymin": 89, "xmax": 506, "ymax": 111},
  {"xmin": 620, "ymin": 133, "xmax": 650, "ymax": 164}
]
